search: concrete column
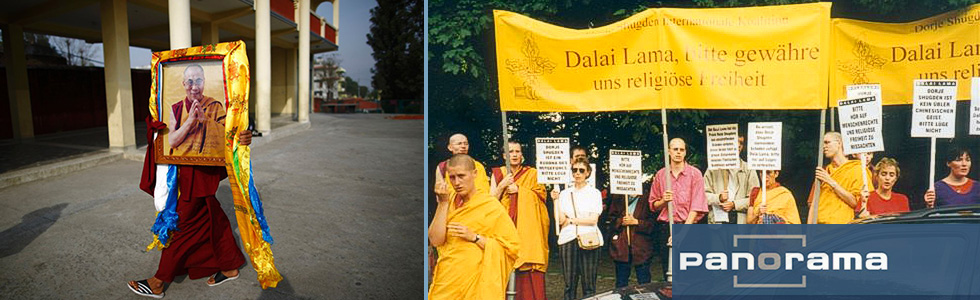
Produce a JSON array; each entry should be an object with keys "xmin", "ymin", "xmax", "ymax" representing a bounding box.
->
[
  {"xmin": 255, "ymin": 0, "xmax": 271, "ymax": 133},
  {"xmin": 201, "ymin": 22, "xmax": 220, "ymax": 45},
  {"xmin": 285, "ymin": 48, "xmax": 297, "ymax": 117},
  {"xmin": 101, "ymin": 0, "xmax": 136, "ymax": 151},
  {"xmin": 247, "ymin": 46, "xmax": 257, "ymax": 123},
  {"xmin": 298, "ymin": 0, "xmax": 311, "ymax": 122},
  {"xmin": 1, "ymin": 24, "xmax": 34, "ymax": 139},
  {"xmin": 168, "ymin": 0, "xmax": 192, "ymax": 48},
  {"xmin": 333, "ymin": 0, "xmax": 340, "ymax": 45}
]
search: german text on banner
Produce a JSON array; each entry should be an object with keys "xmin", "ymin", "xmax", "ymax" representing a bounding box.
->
[
  {"xmin": 493, "ymin": 3, "xmax": 831, "ymax": 112},
  {"xmin": 658, "ymin": 3, "xmax": 830, "ymax": 110},
  {"xmin": 831, "ymin": 3, "xmax": 980, "ymax": 106}
]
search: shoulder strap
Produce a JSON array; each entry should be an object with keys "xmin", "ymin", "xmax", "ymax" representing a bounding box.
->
[{"xmin": 570, "ymin": 191, "xmax": 579, "ymax": 236}]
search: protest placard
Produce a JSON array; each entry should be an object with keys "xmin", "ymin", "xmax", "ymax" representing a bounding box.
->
[
  {"xmin": 971, "ymin": 78, "xmax": 980, "ymax": 135},
  {"xmin": 747, "ymin": 122, "xmax": 782, "ymax": 171},
  {"xmin": 535, "ymin": 138, "xmax": 570, "ymax": 184},
  {"xmin": 610, "ymin": 150, "xmax": 643, "ymax": 195},
  {"xmin": 838, "ymin": 96, "xmax": 884, "ymax": 155},
  {"xmin": 706, "ymin": 124, "xmax": 740, "ymax": 170},
  {"xmin": 911, "ymin": 80, "xmax": 957, "ymax": 138}
]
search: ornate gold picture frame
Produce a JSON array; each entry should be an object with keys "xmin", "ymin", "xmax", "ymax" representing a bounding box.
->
[{"xmin": 150, "ymin": 41, "xmax": 249, "ymax": 166}]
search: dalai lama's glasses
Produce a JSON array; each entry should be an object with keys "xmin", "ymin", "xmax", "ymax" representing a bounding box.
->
[
  {"xmin": 573, "ymin": 167, "xmax": 588, "ymax": 174},
  {"xmin": 184, "ymin": 78, "xmax": 205, "ymax": 86}
]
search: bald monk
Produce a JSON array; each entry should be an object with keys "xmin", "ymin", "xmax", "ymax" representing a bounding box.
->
[
  {"xmin": 169, "ymin": 64, "xmax": 226, "ymax": 157},
  {"xmin": 490, "ymin": 141, "xmax": 549, "ymax": 300},
  {"xmin": 429, "ymin": 154, "xmax": 520, "ymax": 300},
  {"xmin": 435, "ymin": 134, "xmax": 490, "ymax": 195},
  {"xmin": 807, "ymin": 132, "xmax": 872, "ymax": 224}
]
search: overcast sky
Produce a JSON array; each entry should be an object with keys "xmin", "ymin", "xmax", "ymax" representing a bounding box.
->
[{"xmin": 120, "ymin": 1, "xmax": 377, "ymax": 88}]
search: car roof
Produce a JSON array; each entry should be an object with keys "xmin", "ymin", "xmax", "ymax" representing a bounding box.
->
[{"xmin": 857, "ymin": 204, "xmax": 980, "ymax": 224}]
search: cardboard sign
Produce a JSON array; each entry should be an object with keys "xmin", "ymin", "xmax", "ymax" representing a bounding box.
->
[
  {"xmin": 610, "ymin": 150, "xmax": 643, "ymax": 195},
  {"xmin": 911, "ymin": 80, "xmax": 957, "ymax": 138},
  {"xmin": 706, "ymin": 124, "xmax": 740, "ymax": 170},
  {"xmin": 747, "ymin": 122, "xmax": 782, "ymax": 171},
  {"xmin": 535, "ymin": 137, "xmax": 570, "ymax": 184},
  {"xmin": 971, "ymin": 78, "xmax": 980, "ymax": 135},
  {"xmin": 837, "ymin": 96, "xmax": 884, "ymax": 155}
]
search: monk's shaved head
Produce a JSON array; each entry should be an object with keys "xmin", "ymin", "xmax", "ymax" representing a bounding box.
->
[
  {"xmin": 447, "ymin": 154, "xmax": 476, "ymax": 171},
  {"xmin": 823, "ymin": 131, "xmax": 844, "ymax": 159},
  {"xmin": 447, "ymin": 133, "xmax": 470, "ymax": 155},
  {"xmin": 449, "ymin": 133, "xmax": 467, "ymax": 145}
]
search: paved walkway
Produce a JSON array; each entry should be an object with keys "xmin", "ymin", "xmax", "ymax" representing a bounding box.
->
[{"xmin": 0, "ymin": 113, "xmax": 424, "ymax": 299}]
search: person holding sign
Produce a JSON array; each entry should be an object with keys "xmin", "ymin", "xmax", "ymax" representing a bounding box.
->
[
  {"xmin": 862, "ymin": 158, "xmax": 910, "ymax": 215},
  {"xmin": 607, "ymin": 192, "xmax": 656, "ymax": 288},
  {"xmin": 924, "ymin": 146, "xmax": 980, "ymax": 208},
  {"xmin": 747, "ymin": 170, "xmax": 801, "ymax": 224},
  {"xmin": 428, "ymin": 154, "xmax": 520, "ymax": 300},
  {"xmin": 648, "ymin": 138, "xmax": 708, "ymax": 279},
  {"xmin": 704, "ymin": 134, "xmax": 759, "ymax": 224},
  {"xmin": 489, "ymin": 140, "xmax": 549, "ymax": 300},
  {"xmin": 551, "ymin": 158, "xmax": 603, "ymax": 300},
  {"xmin": 807, "ymin": 132, "xmax": 872, "ymax": 224}
]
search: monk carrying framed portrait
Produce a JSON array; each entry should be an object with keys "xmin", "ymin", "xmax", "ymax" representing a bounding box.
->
[{"xmin": 155, "ymin": 58, "xmax": 228, "ymax": 165}]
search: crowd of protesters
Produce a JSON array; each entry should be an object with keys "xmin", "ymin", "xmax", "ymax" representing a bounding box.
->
[{"xmin": 428, "ymin": 130, "xmax": 978, "ymax": 299}]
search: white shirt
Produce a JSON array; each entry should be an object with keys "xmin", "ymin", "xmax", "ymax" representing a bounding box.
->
[{"xmin": 556, "ymin": 185, "xmax": 604, "ymax": 246}]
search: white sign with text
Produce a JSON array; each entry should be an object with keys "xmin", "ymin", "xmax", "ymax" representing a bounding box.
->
[
  {"xmin": 747, "ymin": 122, "xmax": 782, "ymax": 171},
  {"xmin": 911, "ymin": 80, "xmax": 957, "ymax": 138},
  {"xmin": 706, "ymin": 124, "xmax": 740, "ymax": 170},
  {"xmin": 971, "ymin": 78, "xmax": 980, "ymax": 135},
  {"xmin": 838, "ymin": 95, "xmax": 884, "ymax": 155},
  {"xmin": 609, "ymin": 150, "xmax": 643, "ymax": 195},
  {"xmin": 535, "ymin": 137, "xmax": 570, "ymax": 184}
]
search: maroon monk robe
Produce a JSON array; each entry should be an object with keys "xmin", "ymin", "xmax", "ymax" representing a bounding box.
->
[
  {"xmin": 151, "ymin": 166, "xmax": 245, "ymax": 282},
  {"xmin": 139, "ymin": 118, "xmax": 245, "ymax": 282}
]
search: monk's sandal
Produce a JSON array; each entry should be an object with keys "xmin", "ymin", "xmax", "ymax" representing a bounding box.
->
[
  {"xmin": 128, "ymin": 279, "xmax": 164, "ymax": 298},
  {"xmin": 207, "ymin": 271, "xmax": 239, "ymax": 287}
]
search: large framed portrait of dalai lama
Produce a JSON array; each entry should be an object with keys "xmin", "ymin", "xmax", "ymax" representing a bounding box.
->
[{"xmin": 150, "ymin": 41, "xmax": 250, "ymax": 166}]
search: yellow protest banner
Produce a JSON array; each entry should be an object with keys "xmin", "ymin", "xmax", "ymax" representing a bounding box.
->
[
  {"xmin": 659, "ymin": 3, "xmax": 830, "ymax": 110},
  {"xmin": 494, "ymin": 9, "xmax": 664, "ymax": 112},
  {"xmin": 493, "ymin": 3, "xmax": 831, "ymax": 112},
  {"xmin": 831, "ymin": 4, "xmax": 980, "ymax": 106}
]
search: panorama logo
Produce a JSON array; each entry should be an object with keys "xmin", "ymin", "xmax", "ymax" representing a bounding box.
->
[{"xmin": 678, "ymin": 234, "xmax": 888, "ymax": 288}]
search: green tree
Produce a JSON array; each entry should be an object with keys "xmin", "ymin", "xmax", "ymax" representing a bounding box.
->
[
  {"xmin": 343, "ymin": 76, "xmax": 360, "ymax": 98},
  {"xmin": 367, "ymin": 0, "xmax": 423, "ymax": 104},
  {"xmin": 428, "ymin": 0, "xmax": 980, "ymax": 221}
]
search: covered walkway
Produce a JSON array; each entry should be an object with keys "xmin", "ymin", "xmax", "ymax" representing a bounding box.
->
[{"xmin": 1, "ymin": 0, "xmax": 341, "ymax": 151}]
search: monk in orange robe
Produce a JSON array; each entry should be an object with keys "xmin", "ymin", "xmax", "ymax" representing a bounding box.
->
[
  {"xmin": 429, "ymin": 154, "xmax": 520, "ymax": 300},
  {"xmin": 430, "ymin": 133, "xmax": 491, "ymax": 280},
  {"xmin": 490, "ymin": 141, "xmax": 548, "ymax": 300},
  {"xmin": 435, "ymin": 134, "xmax": 491, "ymax": 196}
]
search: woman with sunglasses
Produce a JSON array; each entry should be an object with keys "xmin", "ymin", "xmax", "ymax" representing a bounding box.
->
[{"xmin": 550, "ymin": 158, "xmax": 603, "ymax": 300}]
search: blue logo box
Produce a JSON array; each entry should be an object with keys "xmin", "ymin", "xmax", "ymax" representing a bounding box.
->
[{"xmin": 673, "ymin": 224, "xmax": 980, "ymax": 299}]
